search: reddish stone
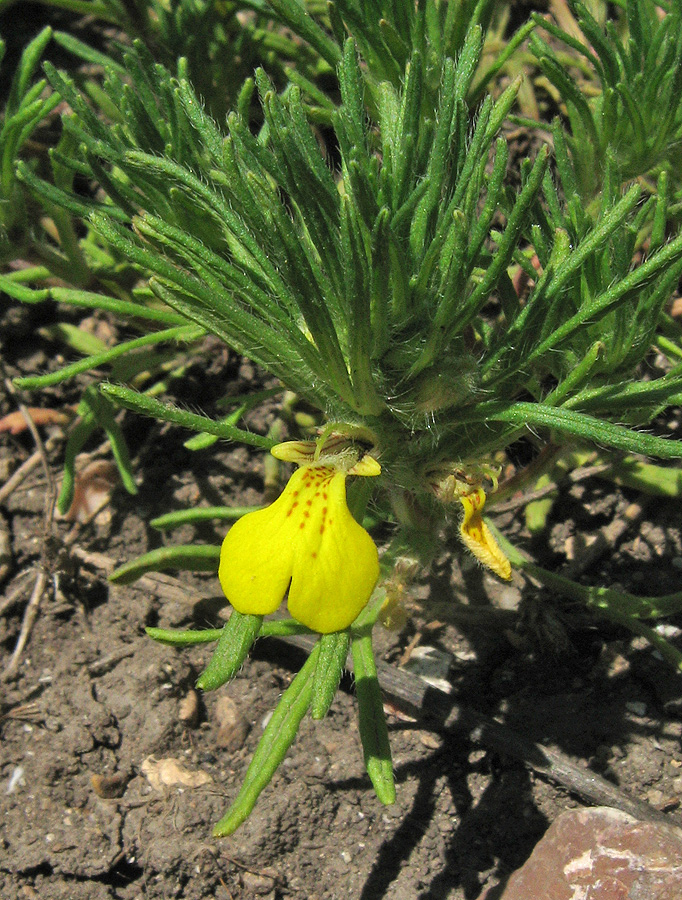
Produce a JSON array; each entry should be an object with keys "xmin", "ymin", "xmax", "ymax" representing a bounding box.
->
[{"xmin": 478, "ymin": 807, "xmax": 682, "ymax": 900}]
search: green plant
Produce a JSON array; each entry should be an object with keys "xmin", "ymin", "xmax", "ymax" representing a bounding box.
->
[
  {"xmin": 4, "ymin": 0, "xmax": 682, "ymax": 835},
  {"xmin": 0, "ymin": 27, "xmax": 62, "ymax": 264},
  {"xmin": 530, "ymin": 0, "xmax": 682, "ymax": 209}
]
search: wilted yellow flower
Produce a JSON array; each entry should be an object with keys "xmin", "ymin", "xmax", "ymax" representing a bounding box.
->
[
  {"xmin": 424, "ymin": 460, "xmax": 511, "ymax": 580},
  {"xmin": 459, "ymin": 487, "xmax": 511, "ymax": 580},
  {"xmin": 219, "ymin": 440, "xmax": 381, "ymax": 633}
]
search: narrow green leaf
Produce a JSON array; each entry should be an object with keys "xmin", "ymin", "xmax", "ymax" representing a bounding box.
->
[
  {"xmin": 258, "ymin": 620, "xmax": 314, "ymax": 638},
  {"xmin": 8, "ymin": 26, "xmax": 52, "ymax": 116},
  {"xmin": 196, "ymin": 612, "xmax": 262, "ymax": 692},
  {"xmin": 567, "ymin": 372, "xmax": 682, "ymax": 415},
  {"xmin": 108, "ymin": 544, "xmax": 221, "ymax": 584},
  {"xmin": 49, "ymin": 287, "xmax": 187, "ymax": 324},
  {"xmin": 213, "ymin": 641, "xmax": 320, "ymax": 836},
  {"xmin": 337, "ymin": 38, "xmax": 367, "ymax": 152},
  {"xmin": 263, "ymin": 0, "xmax": 341, "ymax": 69},
  {"xmin": 13, "ymin": 325, "xmax": 202, "ymax": 389},
  {"xmin": 651, "ymin": 170, "xmax": 669, "ymax": 252},
  {"xmin": 600, "ymin": 457, "xmax": 682, "ymax": 499},
  {"xmin": 0, "ymin": 274, "xmax": 50, "ymax": 303},
  {"xmin": 459, "ymin": 402, "xmax": 682, "ymax": 459},
  {"xmin": 484, "ymin": 184, "xmax": 647, "ymax": 377},
  {"xmin": 54, "ymin": 386, "xmax": 137, "ymax": 512},
  {"xmin": 100, "ymin": 384, "xmax": 275, "ymax": 449},
  {"xmin": 543, "ymin": 342, "xmax": 604, "ymax": 407},
  {"xmin": 184, "ymin": 387, "xmax": 282, "ymax": 451},
  {"xmin": 52, "ymin": 30, "xmax": 127, "ymax": 75},
  {"xmin": 16, "ymin": 160, "xmax": 129, "ymax": 221},
  {"xmin": 311, "ymin": 631, "xmax": 350, "ymax": 720},
  {"xmin": 351, "ymin": 626, "xmax": 395, "ymax": 805},
  {"xmin": 473, "ymin": 19, "xmax": 536, "ymax": 100},
  {"xmin": 146, "ymin": 618, "xmax": 314, "ymax": 646},
  {"xmin": 151, "ymin": 506, "xmax": 263, "ymax": 531},
  {"xmin": 39, "ymin": 322, "xmax": 108, "ymax": 357},
  {"xmin": 146, "ymin": 627, "xmax": 223, "ymax": 646},
  {"xmin": 86, "ymin": 388, "xmax": 139, "ymax": 498},
  {"xmin": 56, "ymin": 403, "xmax": 97, "ymax": 514},
  {"xmin": 420, "ymin": 144, "xmax": 548, "ymax": 367},
  {"xmin": 526, "ymin": 227, "xmax": 682, "ymax": 367}
]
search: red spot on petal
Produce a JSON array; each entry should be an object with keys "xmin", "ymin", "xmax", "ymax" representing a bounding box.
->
[
  {"xmin": 311, "ymin": 551, "xmax": 317, "ymax": 558},
  {"xmin": 300, "ymin": 522, "xmax": 306, "ymax": 529}
]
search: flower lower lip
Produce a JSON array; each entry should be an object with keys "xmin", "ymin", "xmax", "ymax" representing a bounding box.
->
[{"xmin": 219, "ymin": 446, "xmax": 381, "ymax": 633}]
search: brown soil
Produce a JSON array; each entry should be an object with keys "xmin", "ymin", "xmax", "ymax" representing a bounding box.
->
[{"xmin": 2, "ymin": 301, "xmax": 682, "ymax": 900}]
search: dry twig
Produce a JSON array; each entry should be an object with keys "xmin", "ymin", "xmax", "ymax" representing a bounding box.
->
[
  {"xmin": 3, "ymin": 569, "xmax": 49, "ymax": 677},
  {"xmin": 277, "ymin": 631, "xmax": 682, "ymax": 834},
  {"xmin": 2, "ymin": 377, "xmax": 58, "ymax": 679},
  {"xmin": 0, "ymin": 436, "xmax": 60, "ymax": 504},
  {"xmin": 0, "ymin": 568, "xmax": 34, "ymax": 618},
  {"xmin": 70, "ymin": 546, "xmax": 215, "ymax": 605}
]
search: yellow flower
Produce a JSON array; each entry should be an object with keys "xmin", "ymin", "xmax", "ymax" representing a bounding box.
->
[
  {"xmin": 458, "ymin": 487, "xmax": 511, "ymax": 581},
  {"xmin": 424, "ymin": 460, "xmax": 512, "ymax": 580},
  {"xmin": 219, "ymin": 441, "xmax": 381, "ymax": 633}
]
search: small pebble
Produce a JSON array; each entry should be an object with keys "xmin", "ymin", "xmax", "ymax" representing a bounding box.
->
[
  {"xmin": 419, "ymin": 732, "xmax": 443, "ymax": 750},
  {"xmin": 91, "ymin": 771, "xmax": 129, "ymax": 799},
  {"xmin": 404, "ymin": 645, "xmax": 453, "ymax": 694},
  {"xmin": 646, "ymin": 788, "xmax": 664, "ymax": 807},
  {"xmin": 179, "ymin": 690, "xmax": 200, "ymax": 728},
  {"xmin": 6, "ymin": 766, "xmax": 25, "ymax": 794},
  {"xmin": 214, "ymin": 696, "xmax": 250, "ymax": 751},
  {"xmin": 654, "ymin": 623, "xmax": 682, "ymax": 639},
  {"xmin": 498, "ymin": 585, "xmax": 522, "ymax": 611},
  {"xmin": 241, "ymin": 871, "xmax": 275, "ymax": 895},
  {"xmin": 308, "ymin": 756, "xmax": 327, "ymax": 779}
]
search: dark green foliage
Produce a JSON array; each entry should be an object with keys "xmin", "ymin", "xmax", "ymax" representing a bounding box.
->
[
  {"xmin": 4, "ymin": 0, "xmax": 682, "ymax": 835},
  {"xmin": 531, "ymin": 1, "xmax": 682, "ymax": 205}
]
